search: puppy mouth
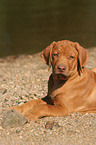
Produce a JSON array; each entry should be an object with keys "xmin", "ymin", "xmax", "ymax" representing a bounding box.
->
[
  {"xmin": 53, "ymin": 71, "xmax": 69, "ymax": 80},
  {"xmin": 54, "ymin": 69, "xmax": 68, "ymax": 75}
]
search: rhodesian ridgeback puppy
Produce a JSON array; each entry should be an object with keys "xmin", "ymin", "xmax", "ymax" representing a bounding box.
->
[{"xmin": 9, "ymin": 40, "xmax": 96, "ymax": 122}]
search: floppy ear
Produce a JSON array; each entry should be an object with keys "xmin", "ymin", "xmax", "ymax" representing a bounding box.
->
[
  {"xmin": 75, "ymin": 42, "xmax": 89, "ymax": 73},
  {"xmin": 41, "ymin": 41, "xmax": 56, "ymax": 68}
]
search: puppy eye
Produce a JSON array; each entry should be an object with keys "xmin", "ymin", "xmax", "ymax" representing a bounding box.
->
[
  {"xmin": 53, "ymin": 53, "xmax": 58, "ymax": 57},
  {"xmin": 69, "ymin": 56, "xmax": 75, "ymax": 59}
]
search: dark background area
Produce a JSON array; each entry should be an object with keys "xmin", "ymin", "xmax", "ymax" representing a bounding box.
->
[{"xmin": 0, "ymin": 0, "xmax": 96, "ymax": 57}]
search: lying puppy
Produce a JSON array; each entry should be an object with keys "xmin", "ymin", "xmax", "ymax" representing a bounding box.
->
[{"xmin": 9, "ymin": 40, "xmax": 96, "ymax": 122}]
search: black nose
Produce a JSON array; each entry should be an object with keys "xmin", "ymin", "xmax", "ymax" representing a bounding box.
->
[{"xmin": 57, "ymin": 65, "xmax": 66, "ymax": 72}]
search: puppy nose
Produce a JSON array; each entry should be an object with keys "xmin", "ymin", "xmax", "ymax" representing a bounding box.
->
[{"xmin": 57, "ymin": 65, "xmax": 66, "ymax": 71}]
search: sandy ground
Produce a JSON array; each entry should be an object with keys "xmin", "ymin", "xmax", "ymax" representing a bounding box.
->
[{"xmin": 0, "ymin": 48, "xmax": 96, "ymax": 145}]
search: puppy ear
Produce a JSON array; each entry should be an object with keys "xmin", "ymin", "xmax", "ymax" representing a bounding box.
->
[
  {"xmin": 41, "ymin": 41, "xmax": 56, "ymax": 68},
  {"xmin": 75, "ymin": 42, "xmax": 89, "ymax": 73}
]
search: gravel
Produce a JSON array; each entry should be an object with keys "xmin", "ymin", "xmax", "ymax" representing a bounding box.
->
[{"xmin": 0, "ymin": 48, "xmax": 96, "ymax": 145}]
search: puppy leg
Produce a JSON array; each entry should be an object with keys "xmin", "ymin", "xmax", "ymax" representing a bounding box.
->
[
  {"xmin": 24, "ymin": 104, "xmax": 68, "ymax": 122},
  {"xmin": 9, "ymin": 99, "xmax": 47, "ymax": 114}
]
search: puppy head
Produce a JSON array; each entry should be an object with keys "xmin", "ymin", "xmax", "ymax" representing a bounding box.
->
[{"xmin": 41, "ymin": 40, "xmax": 89, "ymax": 78}]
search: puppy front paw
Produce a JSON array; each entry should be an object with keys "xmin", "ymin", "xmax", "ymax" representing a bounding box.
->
[{"xmin": 24, "ymin": 112, "xmax": 38, "ymax": 122}]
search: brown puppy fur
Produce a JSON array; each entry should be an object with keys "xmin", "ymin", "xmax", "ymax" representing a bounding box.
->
[{"xmin": 9, "ymin": 40, "xmax": 96, "ymax": 122}]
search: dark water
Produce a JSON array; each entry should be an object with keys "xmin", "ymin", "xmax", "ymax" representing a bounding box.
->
[{"xmin": 0, "ymin": 0, "xmax": 96, "ymax": 57}]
